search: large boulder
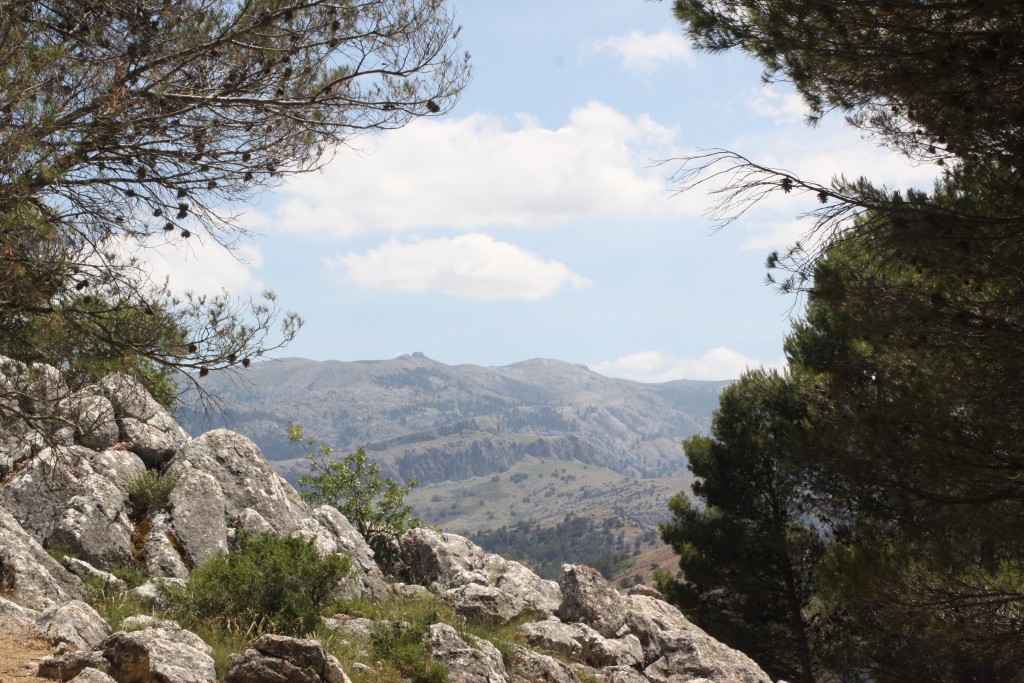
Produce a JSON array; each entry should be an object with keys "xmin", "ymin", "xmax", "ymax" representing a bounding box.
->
[
  {"xmin": 517, "ymin": 619, "xmax": 643, "ymax": 668},
  {"xmin": 400, "ymin": 527, "xmax": 561, "ymax": 619},
  {"xmin": 0, "ymin": 445, "xmax": 144, "ymax": 566},
  {"xmin": 429, "ymin": 623, "xmax": 508, "ymax": 683},
  {"xmin": 98, "ymin": 373, "xmax": 188, "ymax": 468},
  {"xmin": 557, "ymin": 564, "xmax": 628, "ymax": 638},
  {"xmin": 165, "ymin": 429, "xmax": 310, "ymax": 543},
  {"xmin": 0, "ymin": 505, "xmax": 84, "ymax": 609},
  {"xmin": 34, "ymin": 600, "xmax": 110, "ymax": 651},
  {"xmin": 101, "ymin": 624, "xmax": 216, "ymax": 683},
  {"xmin": 642, "ymin": 628, "xmax": 772, "ymax": 683},
  {"xmin": 225, "ymin": 634, "xmax": 350, "ymax": 683},
  {"xmin": 508, "ymin": 645, "xmax": 581, "ymax": 683}
]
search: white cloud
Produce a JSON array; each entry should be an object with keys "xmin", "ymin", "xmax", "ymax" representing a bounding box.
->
[
  {"xmin": 324, "ymin": 233, "xmax": 592, "ymax": 301},
  {"xmin": 590, "ymin": 30, "xmax": 695, "ymax": 71},
  {"xmin": 111, "ymin": 235, "xmax": 265, "ymax": 298},
  {"xmin": 591, "ymin": 348, "xmax": 785, "ymax": 383},
  {"xmin": 745, "ymin": 85, "xmax": 809, "ymax": 126},
  {"xmin": 273, "ymin": 102, "xmax": 695, "ymax": 238}
]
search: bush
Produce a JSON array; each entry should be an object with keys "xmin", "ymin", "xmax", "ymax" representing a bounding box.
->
[
  {"xmin": 125, "ymin": 469, "xmax": 176, "ymax": 517},
  {"xmin": 168, "ymin": 531, "xmax": 351, "ymax": 636},
  {"xmin": 289, "ymin": 423, "xmax": 421, "ymax": 571}
]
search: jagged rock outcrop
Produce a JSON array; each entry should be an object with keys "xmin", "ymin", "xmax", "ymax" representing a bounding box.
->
[
  {"xmin": 429, "ymin": 623, "xmax": 508, "ymax": 683},
  {"xmin": 0, "ymin": 364, "xmax": 776, "ymax": 683},
  {"xmin": 400, "ymin": 527, "xmax": 561, "ymax": 620},
  {"xmin": 225, "ymin": 634, "xmax": 350, "ymax": 683},
  {"xmin": 34, "ymin": 600, "xmax": 110, "ymax": 651},
  {"xmin": 0, "ymin": 505, "xmax": 84, "ymax": 609},
  {"xmin": 101, "ymin": 624, "xmax": 216, "ymax": 683}
]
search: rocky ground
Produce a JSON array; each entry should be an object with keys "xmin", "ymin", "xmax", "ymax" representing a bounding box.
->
[{"xmin": 0, "ymin": 358, "xmax": 774, "ymax": 683}]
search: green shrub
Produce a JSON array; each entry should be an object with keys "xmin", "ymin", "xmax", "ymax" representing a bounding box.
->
[
  {"xmin": 289, "ymin": 424, "xmax": 422, "ymax": 571},
  {"xmin": 370, "ymin": 621, "xmax": 448, "ymax": 683},
  {"xmin": 125, "ymin": 469, "xmax": 176, "ymax": 517},
  {"xmin": 168, "ymin": 530, "xmax": 351, "ymax": 636}
]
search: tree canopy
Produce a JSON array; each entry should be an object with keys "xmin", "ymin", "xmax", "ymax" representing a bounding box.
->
[
  {"xmin": 661, "ymin": 1, "xmax": 1024, "ymax": 680},
  {"xmin": 0, "ymin": 0, "xmax": 469, "ymax": 409}
]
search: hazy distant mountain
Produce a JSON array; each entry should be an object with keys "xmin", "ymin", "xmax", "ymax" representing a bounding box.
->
[{"xmin": 180, "ymin": 353, "xmax": 730, "ymax": 485}]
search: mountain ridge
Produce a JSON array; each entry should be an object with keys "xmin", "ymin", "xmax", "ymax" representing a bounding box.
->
[{"xmin": 180, "ymin": 354, "xmax": 730, "ymax": 485}]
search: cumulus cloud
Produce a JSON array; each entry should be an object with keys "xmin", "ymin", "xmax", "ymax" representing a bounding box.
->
[
  {"xmin": 110, "ymin": 235, "xmax": 265, "ymax": 298},
  {"xmin": 590, "ymin": 29, "xmax": 695, "ymax": 71},
  {"xmin": 591, "ymin": 348, "xmax": 786, "ymax": 383},
  {"xmin": 273, "ymin": 102, "xmax": 694, "ymax": 238},
  {"xmin": 324, "ymin": 233, "xmax": 592, "ymax": 301},
  {"xmin": 746, "ymin": 85, "xmax": 809, "ymax": 125}
]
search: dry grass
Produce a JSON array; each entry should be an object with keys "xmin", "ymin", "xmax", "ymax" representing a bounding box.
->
[{"xmin": 0, "ymin": 616, "xmax": 56, "ymax": 683}]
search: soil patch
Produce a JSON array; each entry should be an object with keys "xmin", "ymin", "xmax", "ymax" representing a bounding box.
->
[{"xmin": 0, "ymin": 617, "xmax": 54, "ymax": 683}]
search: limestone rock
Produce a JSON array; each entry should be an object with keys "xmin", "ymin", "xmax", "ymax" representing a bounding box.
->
[
  {"xmin": 101, "ymin": 626, "xmax": 216, "ymax": 683},
  {"xmin": 508, "ymin": 645, "xmax": 580, "ymax": 683},
  {"xmin": 167, "ymin": 469, "xmax": 227, "ymax": 567},
  {"xmin": 429, "ymin": 623, "xmax": 508, "ymax": 683},
  {"xmin": 69, "ymin": 669, "xmax": 118, "ymax": 683},
  {"xmin": 68, "ymin": 394, "xmax": 119, "ymax": 451},
  {"xmin": 63, "ymin": 556, "xmax": 127, "ymax": 592},
  {"xmin": 0, "ymin": 505, "xmax": 83, "ymax": 609},
  {"xmin": 0, "ymin": 596, "xmax": 39, "ymax": 626},
  {"xmin": 90, "ymin": 373, "xmax": 188, "ymax": 468},
  {"xmin": 445, "ymin": 583, "xmax": 527, "ymax": 624},
  {"xmin": 224, "ymin": 634, "xmax": 350, "ymax": 683},
  {"xmin": 142, "ymin": 512, "xmax": 190, "ymax": 579},
  {"xmin": 557, "ymin": 564, "xmax": 628, "ymax": 638},
  {"xmin": 34, "ymin": 600, "xmax": 110, "ymax": 651},
  {"xmin": 37, "ymin": 649, "xmax": 110, "ymax": 681},
  {"xmin": 0, "ymin": 445, "xmax": 142, "ymax": 566},
  {"xmin": 400, "ymin": 527, "xmax": 561, "ymax": 618},
  {"xmin": 642, "ymin": 628, "xmax": 772, "ymax": 683},
  {"xmin": 166, "ymin": 429, "xmax": 309, "ymax": 536},
  {"xmin": 517, "ymin": 619, "xmax": 642, "ymax": 668}
]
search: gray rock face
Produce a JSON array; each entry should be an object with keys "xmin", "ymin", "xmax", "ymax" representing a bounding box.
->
[
  {"xmin": 0, "ymin": 596, "xmax": 39, "ymax": 626},
  {"xmin": 0, "ymin": 445, "xmax": 144, "ymax": 566},
  {"xmin": 429, "ymin": 623, "xmax": 508, "ymax": 683},
  {"xmin": 98, "ymin": 373, "xmax": 188, "ymax": 468},
  {"xmin": 517, "ymin": 619, "xmax": 642, "ymax": 668},
  {"xmin": 68, "ymin": 394, "xmax": 120, "ymax": 451},
  {"xmin": 142, "ymin": 511, "xmax": 190, "ymax": 579},
  {"xmin": 68, "ymin": 669, "xmax": 118, "ymax": 683},
  {"xmin": 643, "ymin": 629, "xmax": 772, "ymax": 683},
  {"xmin": 62, "ymin": 556, "xmax": 127, "ymax": 591},
  {"xmin": 225, "ymin": 634, "xmax": 350, "ymax": 683},
  {"xmin": 37, "ymin": 649, "xmax": 110, "ymax": 681},
  {"xmin": 509, "ymin": 645, "xmax": 581, "ymax": 683},
  {"xmin": 34, "ymin": 599, "xmax": 111, "ymax": 651},
  {"xmin": 400, "ymin": 527, "xmax": 561, "ymax": 619},
  {"xmin": 102, "ymin": 626, "xmax": 216, "ymax": 683},
  {"xmin": 0, "ymin": 505, "xmax": 83, "ymax": 608},
  {"xmin": 166, "ymin": 429, "xmax": 309, "ymax": 539},
  {"xmin": 167, "ymin": 469, "xmax": 228, "ymax": 567},
  {"xmin": 445, "ymin": 583, "xmax": 527, "ymax": 624},
  {"xmin": 557, "ymin": 564, "xmax": 628, "ymax": 638}
]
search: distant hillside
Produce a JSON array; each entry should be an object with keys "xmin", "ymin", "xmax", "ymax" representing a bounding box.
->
[{"xmin": 180, "ymin": 354, "xmax": 729, "ymax": 485}]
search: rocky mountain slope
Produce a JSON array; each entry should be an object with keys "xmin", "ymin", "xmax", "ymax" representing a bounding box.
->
[
  {"xmin": 179, "ymin": 354, "xmax": 729, "ymax": 484},
  {"xmin": 0, "ymin": 357, "xmax": 774, "ymax": 683}
]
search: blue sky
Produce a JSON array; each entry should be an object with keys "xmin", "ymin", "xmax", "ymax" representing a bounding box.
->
[{"xmin": 153, "ymin": 0, "xmax": 936, "ymax": 382}]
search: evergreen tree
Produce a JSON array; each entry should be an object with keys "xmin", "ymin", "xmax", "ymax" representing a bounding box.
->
[{"xmin": 659, "ymin": 369, "xmax": 826, "ymax": 683}]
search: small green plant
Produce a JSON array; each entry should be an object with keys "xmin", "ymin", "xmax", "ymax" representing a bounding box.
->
[
  {"xmin": 370, "ymin": 620, "xmax": 449, "ymax": 683},
  {"xmin": 289, "ymin": 423, "xmax": 422, "ymax": 570},
  {"xmin": 125, "ymin": 469, "xmax": 176, "ymax": 517},
  {"xmin": 167, "ymin": 530, "xmax": 351, "ymax": 636}
]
